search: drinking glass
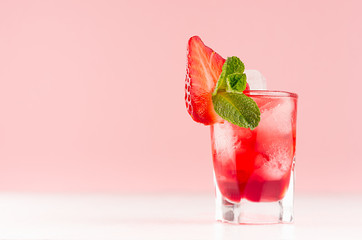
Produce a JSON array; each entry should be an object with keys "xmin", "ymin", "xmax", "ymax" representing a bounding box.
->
[{"xmin": 210, "ymin": 90, "xmax": 298, "ymax": 224}]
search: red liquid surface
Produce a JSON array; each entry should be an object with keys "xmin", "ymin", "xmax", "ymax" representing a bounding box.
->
[{"xmin": 211, "ymin": 95, "xmax": 297, "ymax": 203}]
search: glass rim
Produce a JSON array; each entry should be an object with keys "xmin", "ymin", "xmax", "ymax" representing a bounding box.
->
[{"xmin": 243, "ymin": 90, "xmax": 298, "ymax": 98}]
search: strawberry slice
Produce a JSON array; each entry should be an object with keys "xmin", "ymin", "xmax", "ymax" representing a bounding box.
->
[{"xmin": 185, "ymin": 36, "xmax": 225, "ymax": 125}]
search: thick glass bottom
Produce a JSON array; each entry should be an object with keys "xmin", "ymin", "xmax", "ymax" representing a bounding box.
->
[{"xmin": 214, "ymin": 169, "xmax": 294, "ymax": 224}]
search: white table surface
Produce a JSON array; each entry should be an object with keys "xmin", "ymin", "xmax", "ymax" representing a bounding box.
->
[{"xmin": 0, "ymin": 193, "xmax": 361, "ymax": 240}]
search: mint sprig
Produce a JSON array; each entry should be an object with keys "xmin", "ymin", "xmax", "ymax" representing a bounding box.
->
[{"xmin": 212, "ymin": 57, "xmax": 260, "ymax": 129}]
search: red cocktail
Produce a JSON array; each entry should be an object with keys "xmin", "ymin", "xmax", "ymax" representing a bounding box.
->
[
  {"xmin": 211, "ymin": 91, "xmax": 297, "ymax": 223},
  {"xmin": 184, "ymin": 36, "xmax": 298, "ymax": 224}
]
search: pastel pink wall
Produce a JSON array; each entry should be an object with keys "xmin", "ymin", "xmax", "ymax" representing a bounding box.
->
[{"xmin": 0, "ymin": 0, "xmax": 361, "ymax": 193}]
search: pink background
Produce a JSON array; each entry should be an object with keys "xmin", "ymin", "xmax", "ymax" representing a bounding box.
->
[{"xmin": 0, "ymin": 0, "xmax": 361, "ymax": 193}]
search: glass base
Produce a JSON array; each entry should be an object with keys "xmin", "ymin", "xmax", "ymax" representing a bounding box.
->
[{"xmin": 214, "ymin": 170, "xmax": 294, "ymax": 224}]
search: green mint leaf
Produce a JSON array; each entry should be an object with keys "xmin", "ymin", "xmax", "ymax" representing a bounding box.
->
[
  {"xmin": 211, "ymin": 56, "xmax": 260, "ymax": 129},
  {"xmin": 212, "ymin": 92, "xmax": 260, "ymax": 130},
  {"xmin": 226, "ymin": 73, "xmax": 246, "ymax": 93},
  {"xmin": 213, "ymin": 56, "xmax": 245, "ymax": 96}
]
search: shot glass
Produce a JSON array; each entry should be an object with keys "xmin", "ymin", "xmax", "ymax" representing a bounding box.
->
[{"xmin": 210, "ymin": 90, "xmax": 298, "ymax": 224}]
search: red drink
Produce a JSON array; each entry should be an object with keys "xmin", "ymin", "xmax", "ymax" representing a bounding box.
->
[
  {"xmin": 184, "ymin": 35, "xmax": 298, "ymax": 223},
  {"xmin": 211, "ymin": 91, "xmax": 297, "ymax": 203}
]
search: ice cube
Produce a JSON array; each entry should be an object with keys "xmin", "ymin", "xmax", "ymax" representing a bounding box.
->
[
  {"xmin": 212, "ymin": 123, "xmax": 240, "ymax": 161},
  {"xmin": 212, "ymin": 123, "xmax": 252, "ymax": 163},
  {"xmin": 213, "ymin": 123, "xmax": 235, "ymax": 151},
  {"xmin": 253, "ymin": 140, "xmax": 293, "ymax": 181},
  {"xmin": 245, "ymin": 70, "xmax": 267, "ymax": 90},
  {"xmin": 258, "ymin": 98, "xmax": 294, "ymax": 135}
]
